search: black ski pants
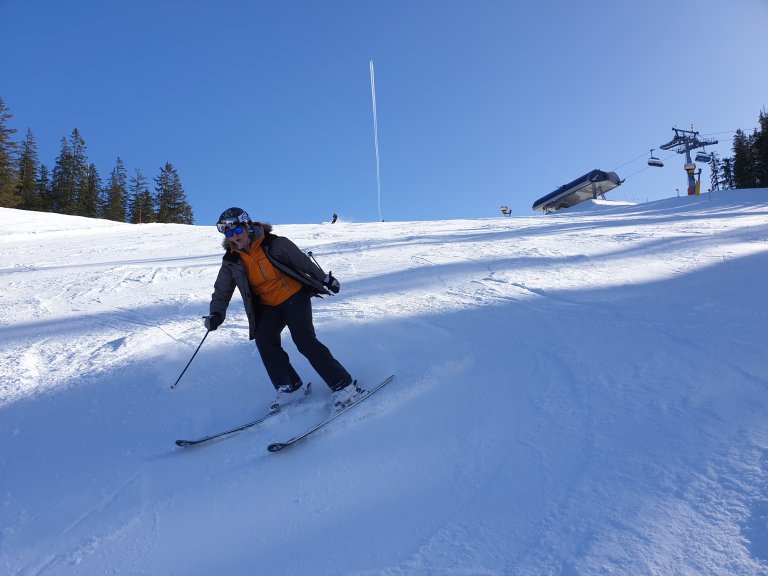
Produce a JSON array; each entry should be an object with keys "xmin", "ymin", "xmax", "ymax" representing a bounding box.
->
[{"xmin": 255, "ymin": 289, "xmax": 351, "ymax": 391}]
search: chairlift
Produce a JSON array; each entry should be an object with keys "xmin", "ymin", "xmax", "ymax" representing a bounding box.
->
[
  {"xmin": 647, "ymin": 149, "xmax": 664, "ymax": 168},
  {"xmin": 694, "ymin": 150, "xmax": 711, "ymax": 163}
]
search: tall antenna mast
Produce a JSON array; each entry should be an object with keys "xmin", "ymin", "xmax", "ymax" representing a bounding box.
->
[{"xmin": 369, "ymin": 60, "xmax": 383, "ymax": 222}]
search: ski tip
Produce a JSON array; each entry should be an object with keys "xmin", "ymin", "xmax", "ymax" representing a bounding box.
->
[
  {"xmin": 267, "ymin": 442, "xmax": 288, "ymax": 453},
  {"xmin": 175, "ymin": 439, "xmax": 191, "ymax": 447}
]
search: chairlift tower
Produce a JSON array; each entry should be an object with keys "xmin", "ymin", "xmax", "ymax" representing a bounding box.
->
[{"xmin": 658, "ymin": 127, "xmax": 717, "ymax": 196}]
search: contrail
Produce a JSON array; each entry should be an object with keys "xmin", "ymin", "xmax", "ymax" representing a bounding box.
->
[{"xmin": 370, "ymin": 60, "xmax": 383, "ymax": 222}]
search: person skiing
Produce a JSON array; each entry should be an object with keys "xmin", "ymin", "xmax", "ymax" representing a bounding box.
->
[{"xmin": 205, "ymin": 207, "xmax": 358, "ymax": 411}]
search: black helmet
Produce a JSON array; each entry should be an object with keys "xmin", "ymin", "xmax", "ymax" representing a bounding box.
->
[{"xmin": 216, "ymin": 207, "xmax": 252, "ymax": 233}]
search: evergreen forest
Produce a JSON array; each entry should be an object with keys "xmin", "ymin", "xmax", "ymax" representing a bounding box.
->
[
  {"xmin": 0, "ymin": 97, "xmax": 193, "ymax": 224},
  {"xmin": 709, "ymin": 109, "xmax": 768, "ymax": 192}
]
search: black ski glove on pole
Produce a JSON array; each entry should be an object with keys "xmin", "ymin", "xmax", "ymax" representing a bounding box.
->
[
  {"xmin": 204, "ymin": 312, "xmax": 223, "ymax": 331},
  {"xmin": 323, "ymin": 272, "xmax": 340, "ymax": 294}
]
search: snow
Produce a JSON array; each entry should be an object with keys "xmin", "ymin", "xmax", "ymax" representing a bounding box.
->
[{"xmin": 1, "ymin": 189, "xmax": 768, "ymax": 575}]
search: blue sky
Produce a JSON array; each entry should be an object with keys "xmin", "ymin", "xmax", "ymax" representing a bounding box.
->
[{"xmin": 2, "ymin": 0, "xmax": 767, "ymax": 225}]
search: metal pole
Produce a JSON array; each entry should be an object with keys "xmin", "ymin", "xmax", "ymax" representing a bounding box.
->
[
  {"xmin": 171, "ymin": 326, "xmax": 210, "ymax": 389},
  {"xmin": 686, "ymin": 147, "xmax": 696, "ymax": 196}
]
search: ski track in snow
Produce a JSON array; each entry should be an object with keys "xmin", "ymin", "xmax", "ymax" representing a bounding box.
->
[{"xmin": 1, "ymin": 191, "xmax": 768, "ymax": 575}]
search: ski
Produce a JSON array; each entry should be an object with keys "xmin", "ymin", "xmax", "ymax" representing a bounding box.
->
[
  {"xmin": 267, "ymin": 374, "xmax": 395, "ymax": 453},
  {"xmin": 176, "ymin": 383, "xmax": 312, "ymax": 447}
]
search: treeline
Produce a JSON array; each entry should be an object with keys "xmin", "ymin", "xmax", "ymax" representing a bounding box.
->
[
  {"xmin": 709, "ymin": 109, "xmax": 768, "ymax": 192},
  {"xmin": 0, "ymin": 97, "xmax": 193, "ymax": 224}
]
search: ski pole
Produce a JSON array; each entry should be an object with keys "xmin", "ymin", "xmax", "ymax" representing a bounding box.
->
[
  {"xmin": 307, "ymin": 250, "xmax": 323, "ymax": 270},
  {"xmin": 307, "ymin": 251, "xmax": 339, "ymax": 295},
  {"xmin": 171, "ymin": 319, "xmax": 211, "ymax": 389}
]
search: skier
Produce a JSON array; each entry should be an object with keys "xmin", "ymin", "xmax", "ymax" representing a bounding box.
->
[{"xmin": 205, "ymin": 207, "xmax": 359, "ymax": 411}]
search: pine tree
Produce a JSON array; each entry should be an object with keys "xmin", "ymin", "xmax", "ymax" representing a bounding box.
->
[
  {"xmin": 51, "ymin": 136, "xmax": 74, "ymax": 213},
  {"xmin": 720, "ymin": 157, "xmax": 735, "ymax": 190},
  {"xmin": 0, "ymin": 97, "xmax": 20, "ymax": 207},
  {"xmin": 753, "ymin": 109, "xmax": 768, "ymax": 187},
  {"xmin": 732, "ymin": 128, "xmax": 758, "ymax": 189},
  {"xmin": 155, "ymin": 162, "xmax": 194, "ymax": 224},
  {"xmin": 78, "ymin": 163, "xmax": 101, "ymax": 218},
  {"xmin": 49, "ymin": 128, "xmax": 91, "ymax": 215},
  {"xmin": 128, "ymin": 167, "xmax": 155, "ymax": 224},
  {"xmin": 101, "ymin": 157, "xmax": 128, "ymax": 222},
  {"xmin": 708, "ymin": 152, "xmax": 721, "ymax": 192},
  {"xmin": 17, "ymin": 128, "xmax": 40, "ymax": 210},
  {"xmin": 70, "ymin": 129, "xmax": 89, "ymax": 215},
  {"xmin": 38, "ymin": 164, "xmax": 52, "ymax": 211}
]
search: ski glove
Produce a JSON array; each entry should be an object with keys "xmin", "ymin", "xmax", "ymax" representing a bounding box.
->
[
  {"xmin": 204, "ymin": 312, "xmax": 223, "ymax": 331},
  {"xmin": 323, "ymin": 272, "xmax": 340, "ymax": 294}
]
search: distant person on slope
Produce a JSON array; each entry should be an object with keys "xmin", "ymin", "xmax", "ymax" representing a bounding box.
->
[{"xmin": 204, "ymin": 207, "xmax": 358, "ymax": 411}]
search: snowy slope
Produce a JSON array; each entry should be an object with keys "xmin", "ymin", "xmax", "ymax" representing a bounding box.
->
[{"xmin": 1, "ymin": 190, "xmax": 768, "ymax": 575}]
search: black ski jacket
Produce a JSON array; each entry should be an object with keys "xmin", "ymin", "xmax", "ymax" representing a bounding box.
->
[{"xmin": 209, "ymin": 224, "xmax": 330, "ymax": 340}]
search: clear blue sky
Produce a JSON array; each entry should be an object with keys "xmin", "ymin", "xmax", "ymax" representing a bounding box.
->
[{"xmin": 2, "ymin": 0, "xmax": 767, "ymax": 224}]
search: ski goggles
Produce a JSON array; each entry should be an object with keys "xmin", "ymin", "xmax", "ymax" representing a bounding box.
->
[
  {"xmin": 217, "ymin": 216, "xmax": 249, "ymax": 234},
  {"xmin": 221, "ymin": 224, "xmax": 246, "ymax": 237}
]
